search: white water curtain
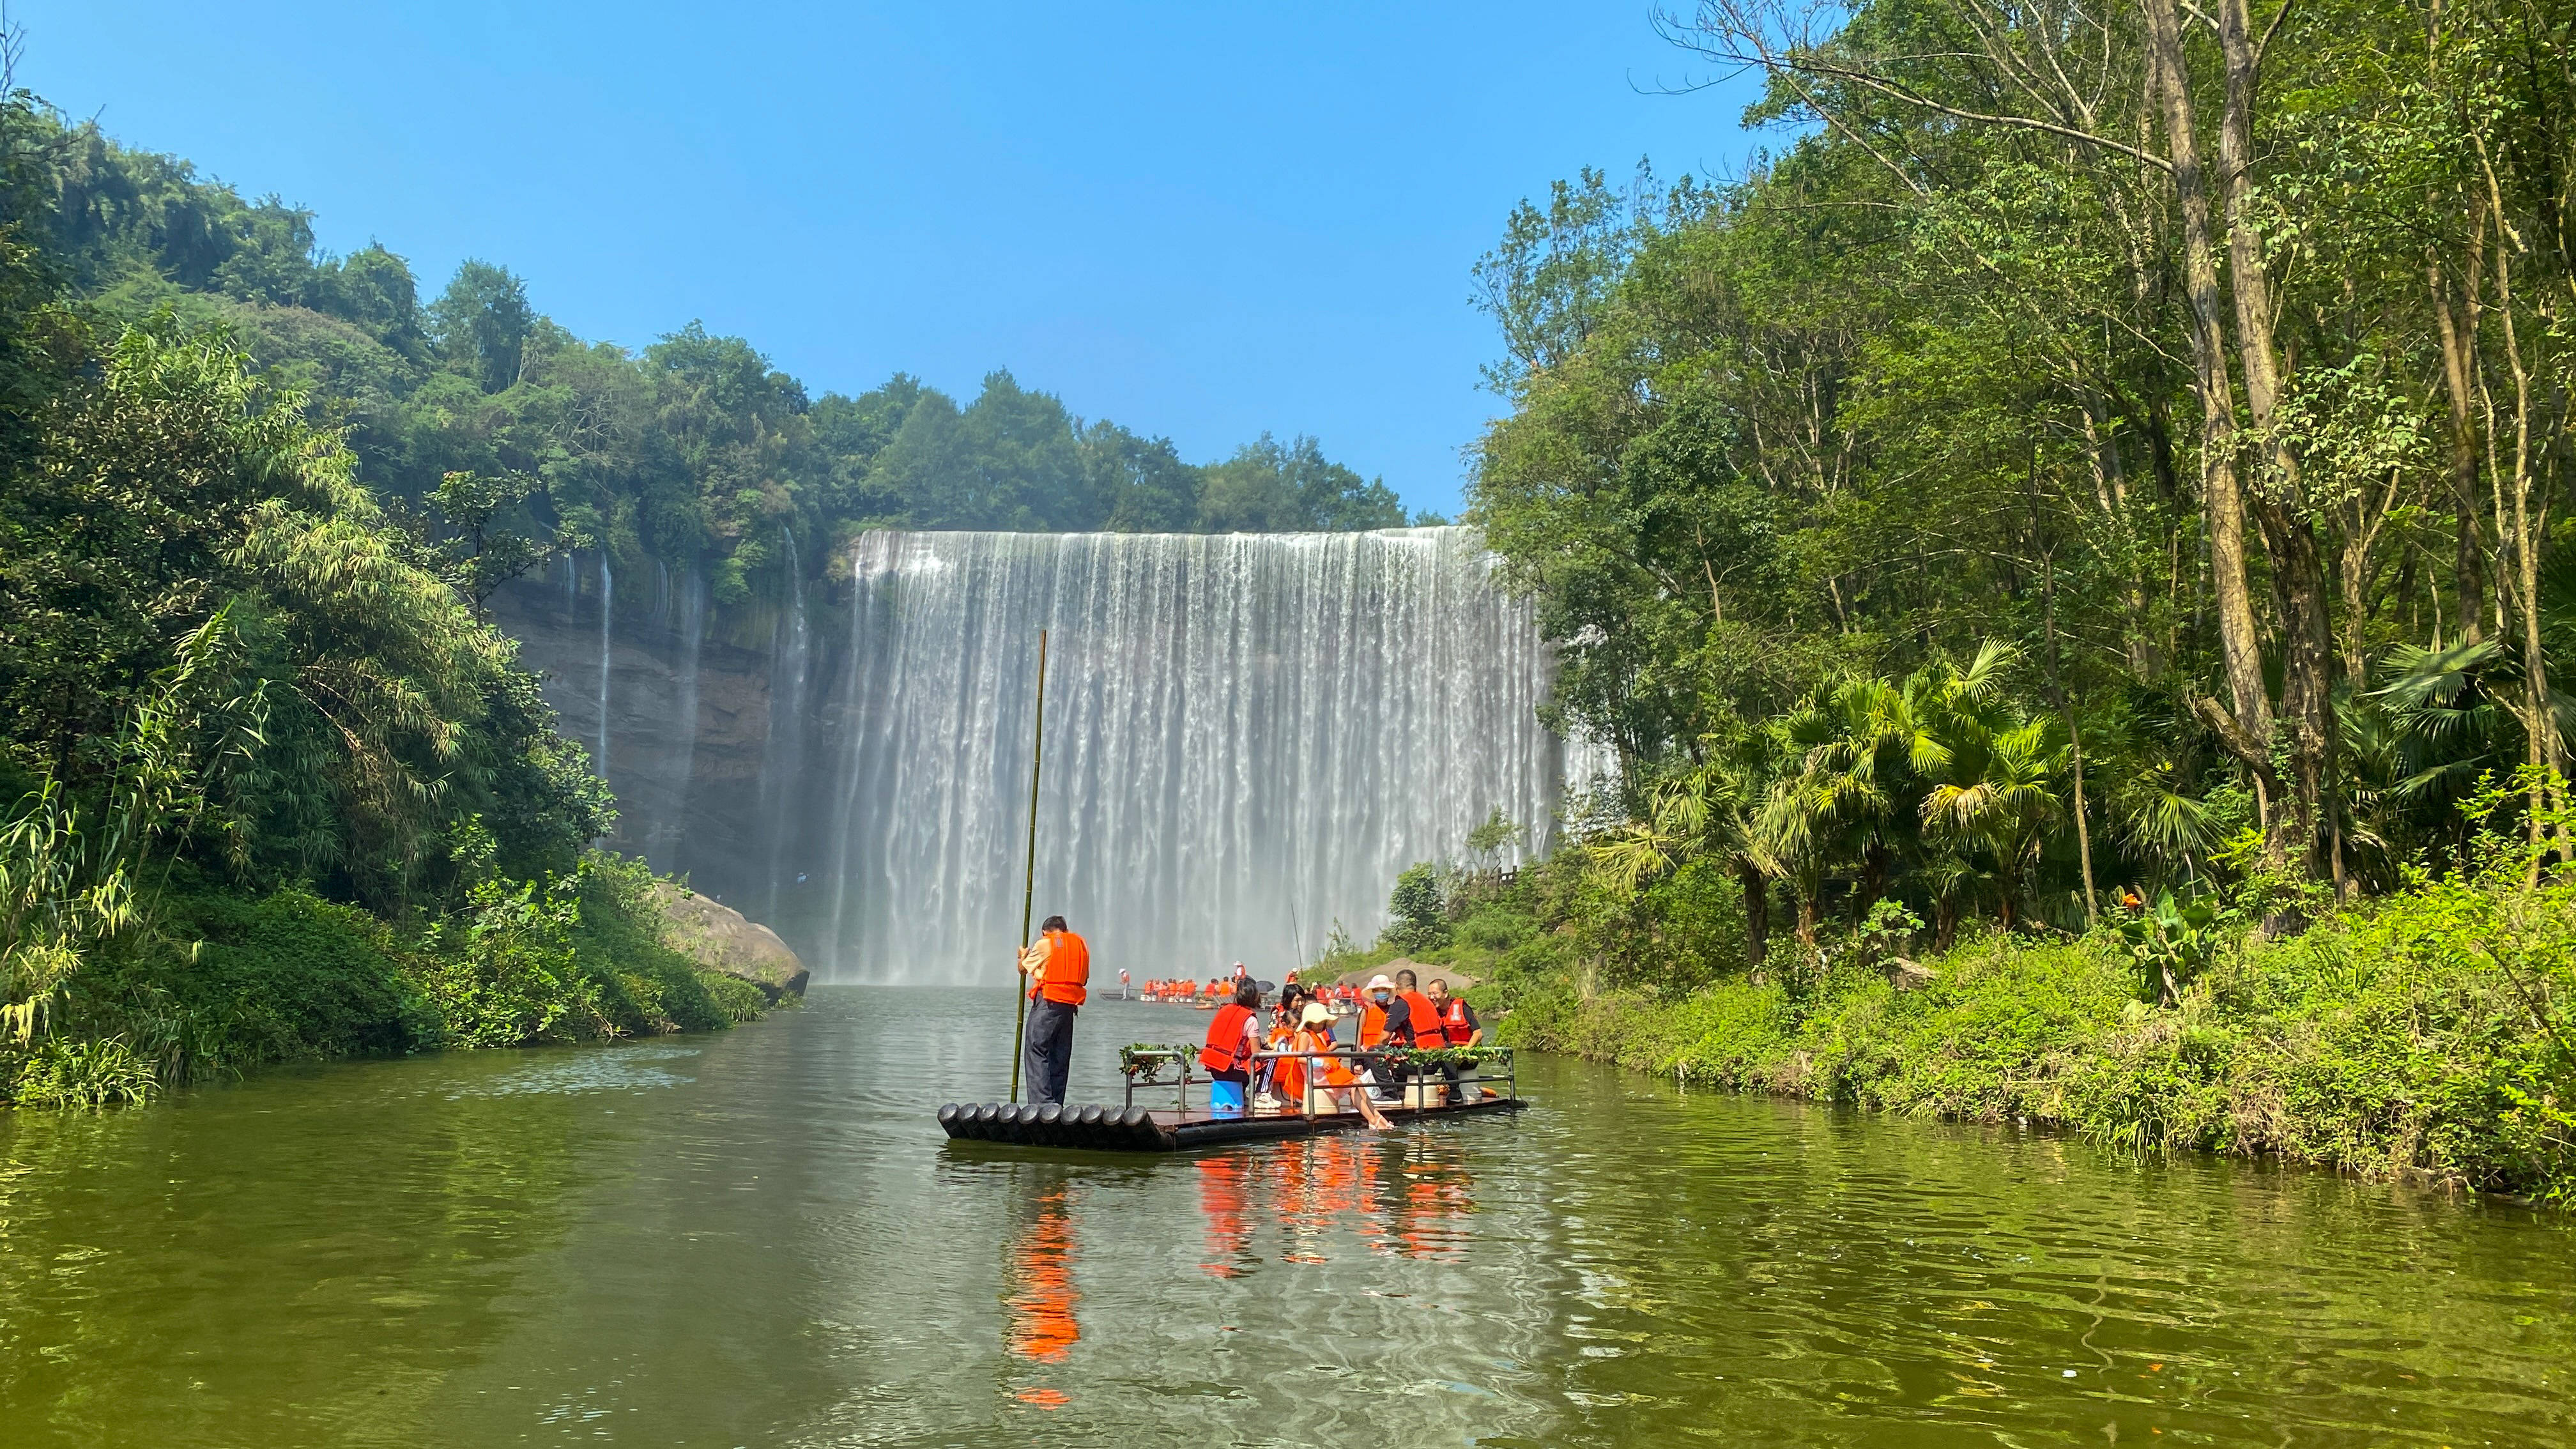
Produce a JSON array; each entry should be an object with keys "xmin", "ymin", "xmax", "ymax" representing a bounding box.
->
[{"xmin": 819, "ymin": 527, "xmax": 1567, "ymax": 985}]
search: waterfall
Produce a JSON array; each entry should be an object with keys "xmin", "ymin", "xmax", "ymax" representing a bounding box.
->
[
  {"xmin": 594, "ymin": 551, "xmax": 613, "ymax": 781},
  {"xmin": 668, "ymin": 569, "xmax": 705, "ymax": 875},
  {"xmin": 758, "ymin": 532, "xmax": 811, "ymax": 923},
  {"xmin": 820, "ymin": 527, "xmax": 1567, "ymax": 985}
]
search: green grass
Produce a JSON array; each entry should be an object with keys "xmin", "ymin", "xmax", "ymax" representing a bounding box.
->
[{"xmin": 1484, "ymin": 875, "xmax": 2576, "ymax": 1206}]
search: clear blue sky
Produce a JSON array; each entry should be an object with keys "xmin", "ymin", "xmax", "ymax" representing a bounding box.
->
[{"xmin": 15, "ymin": 1, "xmax": 1764, "ymax": 518}]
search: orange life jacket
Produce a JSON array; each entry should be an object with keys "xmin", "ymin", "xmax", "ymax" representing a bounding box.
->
[
  {"xmin": 1436, "ymin": 996, "xmax": 1473, "ymax": 1043},
  {"xmin": 1029, "ymin": 930, "xmax": 1089, "ymax": 1006},
  {"xmin": 1198, "ymin": 1004, "xmax": 1257, "ymax": 1075},
  {"xmin": 1295, "ymin": 1027, "xmax": 1351, "ymax": 1087},
  {"xmin": 1399, "ymin": 990, "xmax": 1440, "ymax": 1047},
  {"xmin": 1358, "ymin": 999, "xmax": 1388, "ymax": 1048}
]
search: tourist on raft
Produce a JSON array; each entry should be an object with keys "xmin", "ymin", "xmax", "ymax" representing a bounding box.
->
[
  {"xmin": 1015, "ymin": 914, "xmax": 1091, "ymax": 1107},
  {"xmin": 1256, "ymin": 984, "xmax": 1308, "ymax": 1110},
  {"xmin": 1198, "ymin": 979, "xmax": 1264, "ymax": 1119},
  {"xmin": 1425, "ymin": 976, "xmax": 1483, "ymax": 1099},
  {"xmin": 1292, "ymin": 1001, "xmax": 1390, "ymax": 1129}
]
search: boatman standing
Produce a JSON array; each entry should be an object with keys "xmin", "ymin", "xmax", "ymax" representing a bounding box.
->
[{"xmin": 1017, "ymin": 914, "xmax": 1090, "ymax": 1106}]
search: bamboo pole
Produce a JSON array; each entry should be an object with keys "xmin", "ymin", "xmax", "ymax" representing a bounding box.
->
[{"xmin": 1008, "ymin": 629, "xmax": 1050, "ymax": 1103}]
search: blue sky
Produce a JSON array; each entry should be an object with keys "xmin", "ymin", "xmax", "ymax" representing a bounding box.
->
[{"xmin": 15, "ymin": 1, "xmax": 1766, "ymax": 517}]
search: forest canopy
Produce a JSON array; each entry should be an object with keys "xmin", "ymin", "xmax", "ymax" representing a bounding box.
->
[
  {"xmin": 1467, "ymin": 0, "xmax": 2576, "ymax": 950},
  {"xmin": 11, "ymin": 107, "xmax": 1422, "ymax": 608}
]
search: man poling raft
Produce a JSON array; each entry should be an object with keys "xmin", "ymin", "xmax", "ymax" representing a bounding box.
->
[{"xmin": 1016, "ymin": 915, "xmax": 1090, "ymax": 1106}]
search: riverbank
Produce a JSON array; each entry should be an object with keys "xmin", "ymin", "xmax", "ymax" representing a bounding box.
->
[
  {"xmin": 3, "ymin": 852, "xmax": 800, "ymax": 1110},
  {"xmin": 1483, "ymin": 875, "xmax": 2576, "ymax": 1206},
  {"xmin": 1326, "ymin": 852, "xmax": 2576, "ymax": 1208}
]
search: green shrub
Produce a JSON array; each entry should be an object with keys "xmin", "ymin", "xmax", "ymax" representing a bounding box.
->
[
  {"xmin": 9, "ymin": 1034, "xmax": 157, "ymax": 1108},
  {"xmin": 694, "ymin": 968, "xmax": 767, "ymax": 1024},
  {"xmin": 411, "ymin": 878, "xmax": 602, "ymax": 1046},
  {"xmin": 569, "ymin": 853, "xmax": 747, "ymax": 1034}
]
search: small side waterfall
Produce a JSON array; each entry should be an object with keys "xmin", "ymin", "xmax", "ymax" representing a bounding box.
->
[
  {"xmin": 820, "ymin": 528, "xmax": 1565, "ymax": 984},
  {"xmin": 758, "ymin": 532, "xmax": 811, "ymax": 923},
  {"xmin": 594, "ymin": 551, "xmax": 614, "ymax": 781},
  {"xmin": 667, "ymin": 569, "xmax": 705, "ymax": 873}
]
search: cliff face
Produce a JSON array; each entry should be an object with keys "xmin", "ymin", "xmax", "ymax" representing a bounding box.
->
[{"xmin": 491, "ymin": 558, "xmax": 845, "ymax": 960}]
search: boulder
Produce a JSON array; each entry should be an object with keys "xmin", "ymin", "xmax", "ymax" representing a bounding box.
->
[
  {"xmin": 1321, "ymin": 958, "xmax": 1478, "ymax": 990},
  {"xmin": 652, "ymin": 882, "xmax": 810, "ymax": 999}
]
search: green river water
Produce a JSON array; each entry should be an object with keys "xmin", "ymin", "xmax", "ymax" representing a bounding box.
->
[{"xmin": 2, "ymin": 987, "xmax": 2570, "ymax": 1447}]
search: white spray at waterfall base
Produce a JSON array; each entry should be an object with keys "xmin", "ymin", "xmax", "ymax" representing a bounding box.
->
[{"xmin": 820, "ymin": 527, "xmax": 1575, "ymax": 986}]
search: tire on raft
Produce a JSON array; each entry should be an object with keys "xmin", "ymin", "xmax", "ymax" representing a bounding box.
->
[
  {"xmin": 1074, "ymin": 1105, "xmax": 1104, "ymax": 1141},
  {"xmin": 1035, "ymin": 1103, "xmax": 1066, "ymax": 1146},
  {"xmin": 1117, "ymin": 1105, "xmax": 1159, "ymax": 1148},
  {"xmin": 974, "ymin": 1102, "xmax": 1006, "ymax": 1139},
  {"xmin": 937, "ymin": 1102, "xmax": 962, "ymax": 1137}
]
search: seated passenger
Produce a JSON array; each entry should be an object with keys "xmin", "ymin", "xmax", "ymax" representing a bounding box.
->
[
  {"xmin": 1292, "ymin": 1002, "xmax": 1390, "ymax": 1129},
  {"xmin": 1198, "ymin": 979, "xmax": 1262, "ymax": 1119}
]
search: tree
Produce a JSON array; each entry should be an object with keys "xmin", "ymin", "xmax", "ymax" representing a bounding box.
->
[
  {"xmin": 427, "ymin": 259, "xmax": 533, "ymax": 393},
  {"xmin": 419, "ymin": 470, "xmax": 587, "ymax": 621}
]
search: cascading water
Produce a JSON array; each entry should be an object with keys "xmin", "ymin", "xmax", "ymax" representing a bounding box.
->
[
  {"xmin": 820, "ymin": 527, "xmax": 1568, "ymax": 985},
  {"xmin": 758, "ymin": 531, "xmax": 811, "ymax": 923},
  {"xmin": 594, "ymin": 551, "xmax": 614, "ymax": 782},
  {"xmin": 666, "ymin": 569, "xmax": 705, "ymax": 875}
]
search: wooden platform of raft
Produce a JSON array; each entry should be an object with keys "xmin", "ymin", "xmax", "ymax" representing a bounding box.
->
[{"xmin": 935, "ymin": 1093, "xmax": 1526, "ymax": 1152}]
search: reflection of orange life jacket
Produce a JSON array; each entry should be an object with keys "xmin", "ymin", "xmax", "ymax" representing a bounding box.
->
[
  {"xmin": 1030, "ymin": 930, "xmax": 1089, "ymax": 1006},
  {"xmin": 1399, "ymin": 990, "xmax": 1440, "ymax": 1046},
  {"xmin": 1359, "ymin": 1000, "xmax": 1387, "ymax": 1048},
  {"xmin": 1199, "ymin": 1004, "xmax": 1257, "ymax": 1074}
]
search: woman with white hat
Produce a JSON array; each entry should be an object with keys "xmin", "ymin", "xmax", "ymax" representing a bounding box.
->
[{"xmin": 1292, "ymin": 1000, "xmax": 1390, "ymax": 1128}]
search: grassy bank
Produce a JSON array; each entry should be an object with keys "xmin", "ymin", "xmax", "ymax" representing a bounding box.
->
[
  {"xmin": 1339, "ymin": 854, "xmax": 2576, "ymax": 1207},
  {"xmin": 5, "ymin": 853, "xmax": 786, "ymax": 1110}
]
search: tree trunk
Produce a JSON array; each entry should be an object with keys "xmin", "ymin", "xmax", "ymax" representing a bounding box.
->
[
  {"xmin": 1738, "ymin": 859, "xmax": 1769, "ymax": 971},
  {"xmin": 1855, "ymin": 840, "xmax": 1890, "ymax": 924},
  {"xmin": 2142, "ymin": 0, "xmax": 2277, "ymax": 809},
  {"xmin": 2216, "ymin": 0, "xmax": 2337, "ymax": 891},
  {"xmin": 2430, "ymin": 248, "xmax": 2487, "ymax": 644}
]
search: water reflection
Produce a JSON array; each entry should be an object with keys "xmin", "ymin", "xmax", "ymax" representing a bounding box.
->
[
  {"xmin": 3, "ymin": 992, "xmax": 2569, "ymax": 1449},
  {"xmin": 1005, "ymin": 1183, "xmax": 1080, "ymax": 1366}
]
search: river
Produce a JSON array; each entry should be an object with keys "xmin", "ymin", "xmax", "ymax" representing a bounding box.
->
[{"xmin": 2, "ymin": 988, "xmax": 2569, "ymax": 1447}]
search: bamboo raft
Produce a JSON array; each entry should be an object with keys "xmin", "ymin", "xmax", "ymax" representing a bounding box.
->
[{"xmin": 937, "ymin": 1047, "xmax": 1525, "ymax": 1152}]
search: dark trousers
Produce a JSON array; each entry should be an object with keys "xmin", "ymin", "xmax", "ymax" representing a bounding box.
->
[{"xmin": 1023, "ymin": 999, "xmax": 1077, "ymax": 1105}]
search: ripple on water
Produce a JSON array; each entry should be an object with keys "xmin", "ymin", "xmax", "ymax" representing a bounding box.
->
[{"xmin": 445, "ymin": 1045, "xmax": 700, "ymax": 1098}]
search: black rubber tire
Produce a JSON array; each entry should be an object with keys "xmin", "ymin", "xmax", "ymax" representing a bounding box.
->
[{"xmin": 936, "ymin": 1102, "xmax": 960, "ymax": 1132}]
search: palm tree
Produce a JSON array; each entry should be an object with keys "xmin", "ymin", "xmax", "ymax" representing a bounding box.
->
[
  {"xmin": 1591, "ymin": 739, "xmax": 1784, "ymax": 969},
  {"xmin": 1920, "ymin": 716, "xmax": 2066, "ymax": 931}
]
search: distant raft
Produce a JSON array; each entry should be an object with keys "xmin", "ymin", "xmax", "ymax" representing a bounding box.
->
[{"xmin": 935, "ymin": 1094, "xmax": 1525, "ymax": 1152}]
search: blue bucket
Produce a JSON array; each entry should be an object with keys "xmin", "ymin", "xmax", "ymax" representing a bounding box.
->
[{"xmin": 1209, "ymin": 1079, "xmax": 1247, "ymax": 1119}]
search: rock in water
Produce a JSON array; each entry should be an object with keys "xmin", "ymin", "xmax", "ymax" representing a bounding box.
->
[{"xmin": 652, "ymin": 882, "xmax": 811, "ymax": 999}]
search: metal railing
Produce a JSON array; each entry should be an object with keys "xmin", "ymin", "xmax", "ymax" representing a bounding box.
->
[{"xmin": 1119, "ymin": 1046, "xmax": 1518, "ymax": 1119}]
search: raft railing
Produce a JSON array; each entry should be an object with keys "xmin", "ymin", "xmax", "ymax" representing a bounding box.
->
[{"xmin": 1117, "ymin": 1046, "xmax": 1518, "ymax": 1117}]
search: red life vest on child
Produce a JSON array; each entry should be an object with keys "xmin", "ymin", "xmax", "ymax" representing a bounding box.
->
[{"xmin": 1198, "ymin": 1003, "xmax": 1257, "ymax": 1075}]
